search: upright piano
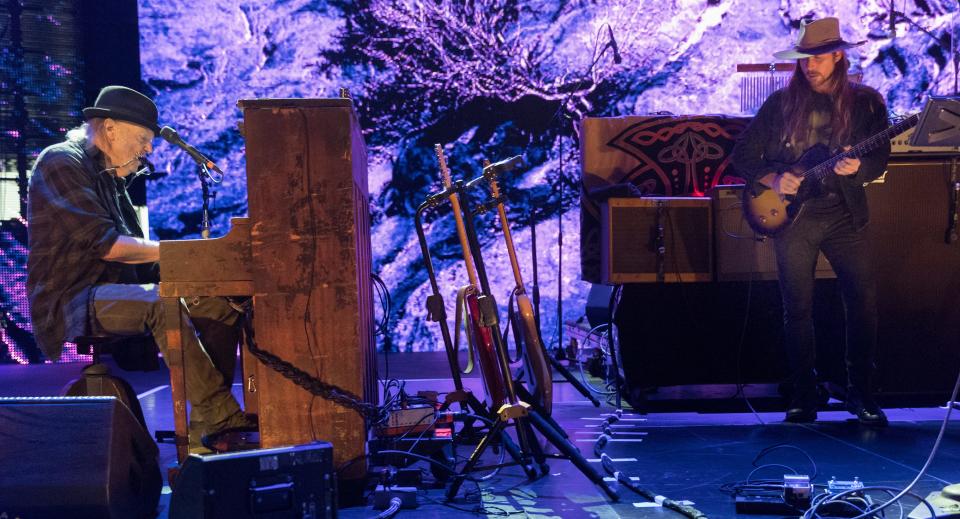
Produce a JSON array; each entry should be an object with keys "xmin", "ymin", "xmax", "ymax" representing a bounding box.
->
[{"xmin": 159, "ymin": 98, "xmax": 377, "ymax": 481}]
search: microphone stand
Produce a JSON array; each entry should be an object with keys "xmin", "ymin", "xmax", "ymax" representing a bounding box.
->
[
  {"xmin": 529, "ymin": 193, "xmax": 601, "ymax": 406},
  {"xmin": 889, "ymin": 8, "xmax": 960, "ymax": 94},
  {"xmin": 545, "ymin": 26, "xmax": 619, "ymax": 408},
  {"xmin": 198, "ymin": 164, "xmax": 214, "ymax": 239}
]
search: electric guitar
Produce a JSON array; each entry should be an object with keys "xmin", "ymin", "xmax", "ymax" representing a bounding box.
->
[
  {"xmin": 435, "ymin": 144, "xmax": 507, "ymax": 409},
  {"xmin": 742, "ymin": 114, "xmax": 918, "ymax": 236},
  {"xmin": 486, "ymin": 171, "xmax": 553, "ymax": 416}
]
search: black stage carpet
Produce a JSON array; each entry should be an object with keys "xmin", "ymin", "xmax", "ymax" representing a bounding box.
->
[{"xmin": 1, "ymin": 352, "xmax": 957, "ymax": 518}]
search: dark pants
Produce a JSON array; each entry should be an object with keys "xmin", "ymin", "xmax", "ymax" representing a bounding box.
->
[
  {"xmin": 774, "ymin": 204, "xmax": 878, "ymax": 406},
  {"xmin": 89, "ymin": 284, "xmax": 244, "ymax": 433}
]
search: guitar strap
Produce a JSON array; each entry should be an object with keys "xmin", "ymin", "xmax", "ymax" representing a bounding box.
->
[
  {"xmin": 505, "ymin": 289, "xmax": 524, "ymax": 364},
  {"xmin": 454, "ymin": 285, "xmax": 476, "ymax": 375}
]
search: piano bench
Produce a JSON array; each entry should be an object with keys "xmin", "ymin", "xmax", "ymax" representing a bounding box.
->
[
  {"xmin": 74, "ymin": 334, "xmax": 160, "ymax": 372},
  {"xmin": 64, "ymin": 334, "xmax": 158, "ymax": 430}
]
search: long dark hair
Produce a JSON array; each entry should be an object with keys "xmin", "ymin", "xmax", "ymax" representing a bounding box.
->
[{"xmin": 781, "ymin": 52, "xmax": 854, "ymax": 148}]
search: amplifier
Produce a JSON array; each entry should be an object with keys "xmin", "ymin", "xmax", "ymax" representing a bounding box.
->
[
  {"xmin": 890, "ymin": 125, "xmax": 960, "ymax": 155},
  {"xmin": 169, "ymin": 442, "xmax": 336, "ymax": 519},
  {"xmin": 600, "ymin": 197, "xmax": 712, "ymax": 284},
  {"xmin": 710, "ymin": 185, "xmax": 835, "ymax": 281}
]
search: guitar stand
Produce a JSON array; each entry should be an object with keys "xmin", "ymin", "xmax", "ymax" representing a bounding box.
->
[
  {"xmin": 444, "ymin": 183, "xmax": 619, "ymax": 502},
  {"xmin": 415, "ymin": 202, "xmax": 495, "ymax": 422},
  {"xmin": 415, "ymin": 201, "xmax": 526, "ymax": 458}
]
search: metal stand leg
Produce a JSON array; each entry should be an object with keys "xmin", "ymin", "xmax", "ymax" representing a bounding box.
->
[
  {"xmin": 527, "ymin": 410, "xmax": 619, "ymax": 502},
  {"xmin": 548, "ymin": 350, "xmax": 602, "ymax": 406},
  {"xmin": 607, "ymin": 285, "xmax": 625, "ymax": 411}
]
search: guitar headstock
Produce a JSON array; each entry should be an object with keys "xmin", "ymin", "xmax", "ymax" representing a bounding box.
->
[
  {"xmin": 434, "ymin": 144, "xmax": 453, "ymax": 189},
  {"xmin": 483, "ymin": 159, "xmax": 502, "ymax": 198}
]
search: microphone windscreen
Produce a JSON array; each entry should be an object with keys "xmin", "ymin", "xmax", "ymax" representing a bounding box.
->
[{"xmin": 159, "ymin": 126, "xmax": 178, "ymax": 144}]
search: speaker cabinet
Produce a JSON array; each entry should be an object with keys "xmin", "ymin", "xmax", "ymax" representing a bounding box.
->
[
  {"xmin": 0, "ymin": 396, "xmax": 161, "ymax": 519},
  {"xmin": 868, "ymin": 159, "xmax": 960, "ymax": 395},
  {"xmin": 169, "ymin": 442, "xmax": 336, "ymax": 519},
  {"xmin": 710, "ymin": 185, "xmax": 835, "ymax": 281},
  {"xmin": 600, "ymin": 197, "xmax": 712, "ymax": 284}
]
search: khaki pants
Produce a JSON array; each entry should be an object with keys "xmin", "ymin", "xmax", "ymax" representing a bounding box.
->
[{"xmin": 90, "ymin": 284, "xmax": 243, "ymax": 432}]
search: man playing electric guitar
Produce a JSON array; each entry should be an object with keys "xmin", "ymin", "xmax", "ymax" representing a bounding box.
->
[{"xmin": 732, "ymin": 17, "xmax": 891, "ymax": 426}]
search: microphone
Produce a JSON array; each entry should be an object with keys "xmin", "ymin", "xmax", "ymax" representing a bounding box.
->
[
  {"xmin": 159, "ymin": 126, "xmax": 223, "ymax": 174},
  {"xmin": 607, "ymin": 25, "xmax": 622, "ymax": 64}
]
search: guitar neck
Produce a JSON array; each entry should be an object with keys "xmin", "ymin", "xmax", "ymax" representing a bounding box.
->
[
  {"xmin": 436, "ymin": 144, "xmax": 480, "ymax": 288},
  {"xmin": 808, "ymin": 114, "xmax": 919, "ymax": 181},
  {"xmin": 487, "ymin": 172, "xmax": 526, "ymax": 291}
]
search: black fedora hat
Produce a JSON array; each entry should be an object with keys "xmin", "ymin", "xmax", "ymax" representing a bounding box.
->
[{"xmin": 82, "ymin": 86, "xmax": 160, "ymax": 134}]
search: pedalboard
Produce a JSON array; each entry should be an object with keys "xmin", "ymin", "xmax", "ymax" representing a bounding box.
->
[
  {"xmin": 375, "ymin": 405, "xmax": 452, "ymax": 437},
  {"xmin": 735, "ymin": 493, "xmax": 802, "ymax": 515}
]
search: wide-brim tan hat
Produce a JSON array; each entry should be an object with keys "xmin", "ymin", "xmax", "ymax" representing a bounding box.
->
[{"xmin": 773, "ymin": 17, "xmax": 865, "ymax": 60}]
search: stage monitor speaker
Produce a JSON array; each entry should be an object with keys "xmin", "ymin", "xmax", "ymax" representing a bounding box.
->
[
  {"xmin": 0, "ymin": 396, "xmax": 161, "ymax": 519},
  {"xmin": 710, "ymin": 185, "xmax": 835, "ymax": 281},
  {"xmin": 169, "ymin": 441, "xmax": 336, "ymax": 519},
  {"xmin": 600, "ymin": 197, "xmax": 712, "ymax": 284},
  {"xmin": 585, "ymin": 284, "xmax": 616, "ymax": 328}
]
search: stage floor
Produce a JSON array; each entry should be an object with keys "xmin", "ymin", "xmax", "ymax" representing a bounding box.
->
[{"xmin": 2, "ymin": 352, "xmax": 958, "ymax": 518}]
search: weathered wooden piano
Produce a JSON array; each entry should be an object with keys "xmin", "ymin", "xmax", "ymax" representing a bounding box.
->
[{"xmin": 158, "ymin": 98, "xmax": 377, "ymax": 481}]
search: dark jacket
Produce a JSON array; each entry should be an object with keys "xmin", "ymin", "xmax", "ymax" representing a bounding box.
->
[{"xmin": 731, "ymin": 83, "xmax": 890, "ymax": 230}]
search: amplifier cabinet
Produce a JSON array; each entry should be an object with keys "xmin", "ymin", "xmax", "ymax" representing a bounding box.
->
[
  {"xmin": 710, "ymin": 185, "xmax": 835, "ymax": 281},
  {"xmin": 600, "ymin": 197, "xmax": 712, "ymax": 284}
]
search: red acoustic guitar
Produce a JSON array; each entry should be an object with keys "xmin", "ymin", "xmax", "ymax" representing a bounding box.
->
[{"xmin": 435, "ymin": 144, "xmax": 507, "ymax": 409}]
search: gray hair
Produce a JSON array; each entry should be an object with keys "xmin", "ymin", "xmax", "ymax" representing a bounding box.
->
[{"xmin": 65, "ymin": 118, "xmax": 106, "ymax": 144}]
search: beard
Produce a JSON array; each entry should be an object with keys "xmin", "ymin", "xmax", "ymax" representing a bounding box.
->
[{"xmin": 805, "ymin": 73, "xmax": 829, "ymax": 92}]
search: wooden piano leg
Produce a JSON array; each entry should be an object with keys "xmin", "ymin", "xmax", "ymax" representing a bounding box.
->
[{"xmin": 162, "ymin": 296, "xmax": 190, "ymax": 464}]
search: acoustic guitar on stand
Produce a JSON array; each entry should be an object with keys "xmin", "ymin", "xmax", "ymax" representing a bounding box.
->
[
  {"xmin": 435, "ymin": 144, "xmax": 507, "ymax": 410},
  {"xmin": 485, "ymin": 169, "xmax": 553, "ymax": 416},
  {"xmin": 742, "ymin": 114, "xmax": 918, "ymax": 236}
]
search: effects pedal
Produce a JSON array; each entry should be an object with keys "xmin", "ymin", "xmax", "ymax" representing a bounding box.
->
[
  {"xmin": 815, "ymin": 477, "xmax": 872, "ymax": 518},
  {"xmin": 734, "ymin": 474, "xmax": 811, "ymax": 515},
  {"xmin": 784, "ymin": 474, "xmax": 812, "ymax": 508},
  {"xmin": 827, "ymin": 476, "xmax": 864, "ymax": 495}
]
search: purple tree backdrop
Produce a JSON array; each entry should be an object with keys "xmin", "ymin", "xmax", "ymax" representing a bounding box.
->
[
  {"xmin": 2, "ymin": 0, "xmax": 953, "ymax": 362},
  {"xmin": 133, "ymin": 0, "xmax": 953, "ymax": 354}
]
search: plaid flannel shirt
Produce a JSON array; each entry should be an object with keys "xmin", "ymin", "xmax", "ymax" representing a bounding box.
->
[{"xmin": 26, "ymin": 138, "xmax": 151, "ymax": 360}]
